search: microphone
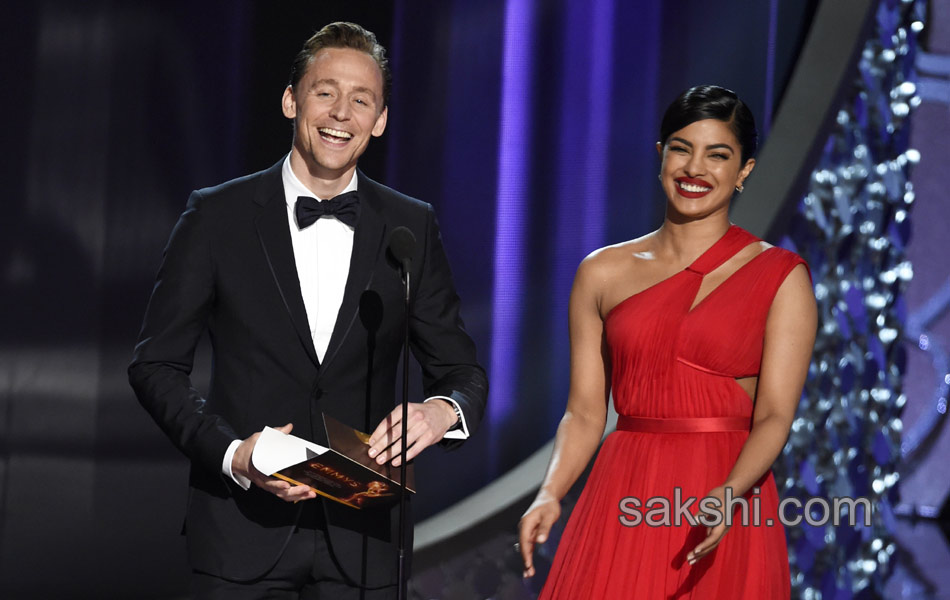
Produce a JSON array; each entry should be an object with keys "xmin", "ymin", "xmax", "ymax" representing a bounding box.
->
[
  {"xmin": 388, "ymin": 226, "xmax": 416, "ymax": 273},
  {"xmin": 388, "ymin": 225, "xmax": 416, "ymax": 600}
]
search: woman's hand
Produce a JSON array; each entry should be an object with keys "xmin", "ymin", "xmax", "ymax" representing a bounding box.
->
[
  {"xmin": 518, "ymin": 490, "xmax": 561, "ymax": 577},
  {"xmin": 688, "ymin": 485, "xmax": 731, "ymax": 564}
]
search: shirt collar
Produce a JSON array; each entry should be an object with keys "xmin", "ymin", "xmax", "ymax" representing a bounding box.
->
[{"xmin": 282, "ymin": 154, "xmax": 359, "ymax": 209}]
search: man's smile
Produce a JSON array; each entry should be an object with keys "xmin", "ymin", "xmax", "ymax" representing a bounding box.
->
[{"xmin": 318, "ymin": 127, "xmax": 354, "ymax": 144}]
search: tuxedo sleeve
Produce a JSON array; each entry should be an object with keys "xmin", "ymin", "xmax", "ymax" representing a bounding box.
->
[
  {"xmin": 409, "ymin": 206, "xmax": 488, "ymax": 447},
  {"xmin": 128, "ymin": 190, "xmax": 238, "ymax": 475}
]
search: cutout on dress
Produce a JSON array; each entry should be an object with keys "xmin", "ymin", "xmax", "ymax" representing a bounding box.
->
[
  {"xmin": 734, "ymin": 376, "xmax": 757, "ymax": 400},
  {"xmin": 688, "ymin": 241, "xmax": 770, "ymax": 312}
]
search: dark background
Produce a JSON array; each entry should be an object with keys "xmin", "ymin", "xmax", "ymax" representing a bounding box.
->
[{"xmin": 0, "ymin": 0, "xmax": 819, "ymax": 596}]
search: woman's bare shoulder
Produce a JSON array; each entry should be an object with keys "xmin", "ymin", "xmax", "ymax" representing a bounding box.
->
[
  {"xmin": 582, "ymin": 233, "xmax": 656, "ymax": 270},
  {"xmin": 575, "ymin": 232, "xmax": 657, "ymax": 290}
]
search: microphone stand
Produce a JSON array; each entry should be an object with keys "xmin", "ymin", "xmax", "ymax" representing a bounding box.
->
[{"xmin": 397, "ymin": 262, "xmax": 410, "ymax": 600}]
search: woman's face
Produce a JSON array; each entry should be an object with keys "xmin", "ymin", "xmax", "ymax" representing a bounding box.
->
[{"xmin": 656, "ymin": 118, "xmax": 755, "ymax": 222}]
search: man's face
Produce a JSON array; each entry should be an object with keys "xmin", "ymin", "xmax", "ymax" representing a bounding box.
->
[{"xmin": 282, "ymin": 47, "xmax": 388, "ymax": 181}]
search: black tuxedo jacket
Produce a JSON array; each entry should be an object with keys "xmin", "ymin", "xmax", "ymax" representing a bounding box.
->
[{"xmin": 128, "ymin": 159, "xmax": 487, "ymax": 584}]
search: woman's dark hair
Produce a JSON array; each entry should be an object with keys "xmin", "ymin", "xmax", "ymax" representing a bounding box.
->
[{"xmin": 659, "ymin": 85, "xmax": 757, "ymax": 163}]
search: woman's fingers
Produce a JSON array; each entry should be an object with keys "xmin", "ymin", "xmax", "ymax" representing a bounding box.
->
[
  {"xmin": 519, "ymin": 500, "xmax": 561, "ymax": 577},
  {"xmin": 687, "ymin": 524, "xmax": 726, "ymax": 564}
]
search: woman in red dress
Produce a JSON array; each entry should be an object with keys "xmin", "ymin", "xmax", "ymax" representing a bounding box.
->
[{"xmin": 519, "ymin": 85, "xmax": 817, "ymax": 598}]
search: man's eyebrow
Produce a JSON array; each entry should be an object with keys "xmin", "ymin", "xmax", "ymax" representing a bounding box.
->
[
  {"xmin": 350, "ymin": 86, "xmax": 378, "ymax": 99},
  {"xmin": 310, "ymin": 79, "xmax": 378, "ymax": 100}
]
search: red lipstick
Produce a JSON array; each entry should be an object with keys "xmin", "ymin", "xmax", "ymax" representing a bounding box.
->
[{"xmin": 674, "ymin": 177, "xmax": 713, "ymax": 199}]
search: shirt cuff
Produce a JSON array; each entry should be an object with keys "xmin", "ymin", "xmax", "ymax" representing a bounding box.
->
[
  {"xmin": 424, "ymin": 396, "xmax": 470, "ymax": 440},
  {"xmin": 222, "ymin": 439, "xmax": 252, "ymax": 490}
]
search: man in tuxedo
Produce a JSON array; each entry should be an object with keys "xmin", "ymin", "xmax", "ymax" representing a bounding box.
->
[{"xmin": 128, "ymin": 22, "xmax": 487, "ymax": 598}]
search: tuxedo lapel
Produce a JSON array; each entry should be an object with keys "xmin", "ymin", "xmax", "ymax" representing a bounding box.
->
[
  {"xmin": 254, "ymin": 161, "xmax": 320, "ymax": 367},
  {"xmin": 319, "ymin": 172, "xmax": 388, "ymax": 374}
]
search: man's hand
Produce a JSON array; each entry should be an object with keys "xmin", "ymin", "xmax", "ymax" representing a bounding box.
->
[
  {"xmin": 231, "ymin": 423, "xmax": 317, "ymax": 502},
  {"xmin": 367, "ymin": 401, "xmax": 458, "ymax": 466}
]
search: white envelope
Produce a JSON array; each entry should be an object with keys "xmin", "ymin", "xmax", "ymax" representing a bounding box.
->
[{"xmin": 251, "ymin": 426, "xmax": 330, "ymax": 476}]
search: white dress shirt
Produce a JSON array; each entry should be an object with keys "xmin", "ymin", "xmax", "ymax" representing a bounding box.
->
[
  {"xmin": 223, "ymin": 156, "xmax": 467, "ymax": 488},
  {"xmin": 283, "ymin": 157, "xmax": 357, "ymax": 362}
]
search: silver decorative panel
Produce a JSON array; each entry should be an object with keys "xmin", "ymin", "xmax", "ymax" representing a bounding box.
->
[{"xmin": 774, "ymin": 1, "xmax": 925, "ymax": 597}]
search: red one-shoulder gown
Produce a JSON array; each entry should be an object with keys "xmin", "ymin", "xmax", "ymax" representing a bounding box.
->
[{"xmin": 540, "ymin": 226, "xmax": 804, "ymax": 599}]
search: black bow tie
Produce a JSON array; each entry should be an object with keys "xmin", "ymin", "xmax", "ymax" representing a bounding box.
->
[{"xmin": 295, "ymin": 191, "xmax": 360, "ymax": 229}]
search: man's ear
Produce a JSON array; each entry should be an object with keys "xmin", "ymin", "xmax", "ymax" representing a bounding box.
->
[
  {"xmin": 372, "ymin": 106, "xmax": 388, "ymax": 138},
  {"xmin": 281, "ymin": 85, "xmax": 297, "ymax": 120}
]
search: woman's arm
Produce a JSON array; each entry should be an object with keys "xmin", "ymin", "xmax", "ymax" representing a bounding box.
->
[
  {"xmin": 688, "ymin": 262, "xmax": 817, "ymax": 564},
  {"xmin": 519, "ymin": 255, "xmax": 612, "ymax": 577}
]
